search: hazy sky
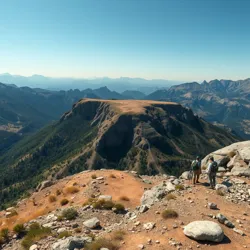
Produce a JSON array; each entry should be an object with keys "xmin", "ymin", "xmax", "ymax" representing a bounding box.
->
[{"xmin": 0, "ymin": 0, "xmax": 250, "ymax": 81}]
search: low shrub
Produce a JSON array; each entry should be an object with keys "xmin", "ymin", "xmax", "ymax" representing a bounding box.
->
[
  {"xmin": 49, "ymin": 195, "xmax": 57, "ymax": 203},
  {"xmin": 113, "ymin": 203, "xmax": 125, "ymax": 213},
  {"xmin": 56, "ymin": 190, "xmax": 62, "ymax": 196},
  {"xmin": 216, "ymin": 189, "xmax": 225, "ymax": 196},
  {"xmin": 60, "ymin": 199, "xmax": 69, "ymax": 206},
  {"xmin": 175, "ymin": 184, "xmax": 185, "ymax": 191},
  {"xmin": 109, "ymin": 174, "xmax": 116, "ymax": 178},
  {"xmin": 58, "ymin": 231, "xmax": 72, "ymax": 239},
  {"xmin": 21, "ymin": 224, "xmax": 51, "ymax": 250},
  {"xmin": 93, "ymin": 200, "xmax": 114, "ymax": 210},
  {"xmin": 62, "ymin": 208, "xmax": 78, "ymax": 220},
  {"xmin": 91, "ymin": 174, "xmax": 97, "ymax": 179},
  {"xmin": 0, "ymin": 228, "xmax": 9, "ymax": 242},
  {"xmin": 13, "ymin": 224, "xmax": 26, "ymax": 236},
  {"xmin": 166, "ymin": 193, "xmax": 176, "ymax": 200},
  {"xmin": 119, "ymin": 196, "xmax": 130, "ymax": 201},
  {"xmin": 29, "ymin": 222, "xmax": 40, "ymax": 230},
  {"xmin": 65, "ymin": 186, "xmax": 79, "ymax": 194},
  {"xmin": 162, "ymin": 209, "xmax": 179, "ymax": 219},
  {"xmin": 74, "ymin": 228, "xmax": 82, "ymax": 233},
  {"xmin": 85, "ymin": 238, "xmax": 119, "ymax": 250},
  {"xmin": 112, "ymin": 230, "xmax": 126, "ymax": 241}
]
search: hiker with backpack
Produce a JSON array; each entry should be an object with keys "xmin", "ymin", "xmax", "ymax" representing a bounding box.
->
[
  {"xmin": 191, "ymin": 156, "xmax": 201, "ymax": 185},
  {"xmin": 207, "ymin": 156, "xmax": 218, "ymax": 189}
]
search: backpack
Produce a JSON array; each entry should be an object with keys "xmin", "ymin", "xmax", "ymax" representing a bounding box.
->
[
  {"xmin": 191, "ymin": 160, "xmax": 199, "ymax": 171},
  {"xmin": 210, "ymin": 161, "xmax": 218, "ymax": 173}
]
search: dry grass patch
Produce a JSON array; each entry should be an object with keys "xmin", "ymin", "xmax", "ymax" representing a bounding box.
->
[
  {"xmin": 162, "ymin": 209, "xmax": 178, "ymax": 219},
  {"xmin": 65, "ymin": 186, "xmax": 79, "ymax": 194},
  {"xmin": 85, "ymin": 238, "xmax": 119, "ymax": 250},
  {"xmin": 61, "ymin": 208, "xmax": 78, "ymax": 220},
  {"xmin": 48, "ymin": 195, "xmax": 57, "ymax": 203},
  {"xmin": 56, "ymin": 189, "xmax": 61, "ymax": 196},
  {"xmin": 166, "ymin": 193, "xmax": 176, "ymax": 200},
  {"xmin": 112, "ymin": 230, "xmax": 126, "ymax": 241},
  {"xmin": 21, "ymin": 223, "xmax": 51, "ymax": 250},
  {"xmin": 60, "ymin": 199, "xmax": 69, "ymax": 206},
  {"xmin": 119, "ymin": 196, "xmax": 130, "ymax": 201},
  {"xmin": 175, "ymin": 184, "xmax": 185, "ymax": 191},
  {"xmin": 58, "ymin": 231, "xmax": 71, "ymax": 239}
]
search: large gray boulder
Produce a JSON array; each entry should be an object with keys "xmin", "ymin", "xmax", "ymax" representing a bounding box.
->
[
  {"xmin": 83, "ymin": 217, "xmax": 100, "ymax": 229},
  {"xmin": 184, "ymin": 221, "xmax": 224, "ymax": 242},
  {"xmin": 52, "ymin": 236, "xmax": 92, "ymax": 250}
]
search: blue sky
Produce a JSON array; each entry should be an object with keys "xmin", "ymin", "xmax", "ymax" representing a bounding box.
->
[{"xmin": 0, "ymin": 0, "xmax": 250, "ymax": 81}]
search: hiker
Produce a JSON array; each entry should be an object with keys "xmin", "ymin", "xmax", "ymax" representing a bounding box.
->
[
  {"xmin": 191, "ymin": 156, "xmax": 201, "ymax": 185},
  {"xmin": 207, "ymin": 156, "xmax": 218, "ymax": 189}
]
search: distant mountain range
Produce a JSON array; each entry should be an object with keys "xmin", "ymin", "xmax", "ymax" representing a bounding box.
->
[
  {"xmin": 0, "ymin": 73, "xmax": 179, "ymax": 94},
  {"xmin": 147, "ymin": 78, "xmax": 250, "ymax": 138},
  {"xmin": 1, "ymin": 77, "xmax": 250, "ymax": 156}
]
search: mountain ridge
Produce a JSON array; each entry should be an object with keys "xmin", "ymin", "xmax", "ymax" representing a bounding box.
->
[{"xmin": 146, "ymin": 78, "xmax": 250, "ymax": 138}]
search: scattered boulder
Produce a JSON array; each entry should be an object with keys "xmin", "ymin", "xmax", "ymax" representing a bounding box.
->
[
  {"xmin": 180, "ymin": 171, "xmax": 192, "ymax": 180},
  {"xmin": 208, "ymin": 202, "xmax": 217, "ymax": 210},
  {"xmin": 52, "ymin": 236, "xmax": 92, "ymax": 250},
  {"xmin": 184, "ymin": 221, "xmax": 224, "ymax": 242},
  {"xmin": 215, "ymin": 184, "xmax": 228, "ymax": 193},
  {"xmin": 83, "ymin": 217, "xmax": 100, "ymax": 229},
  {"xmin": 29, "ymin": 245, "xmax": 38, "ymax": 250},
  {"xmin": 139, "ymin": 205, "xmax": 149, "ymax": 213},
  {"xmin": 143, "ymin": 222, "xmax": 155, "ymax": 230},
  {"xmin": 98, "ymin": 195, "xmax": 112, "ymax": 201}
]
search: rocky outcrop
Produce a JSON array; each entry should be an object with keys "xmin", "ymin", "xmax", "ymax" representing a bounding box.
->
[{"xmin": 202, "ymin": 141, "xmax": 250, "ymax": 177}]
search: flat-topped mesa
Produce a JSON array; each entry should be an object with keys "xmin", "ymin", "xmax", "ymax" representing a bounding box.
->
[{"xmin": 61, "ymin": 98, "xmax": 181, "ymax": 120}]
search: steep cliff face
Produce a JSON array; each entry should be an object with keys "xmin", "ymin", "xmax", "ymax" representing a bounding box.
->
[{"xmin": 0, "ymin": 99, "xmax": 239, "ymax": 207}]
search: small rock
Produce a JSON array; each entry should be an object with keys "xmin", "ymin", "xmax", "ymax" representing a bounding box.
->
[{"xmin": 83, "ymin": 217, "xmax": 100, "ymax": 229}]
